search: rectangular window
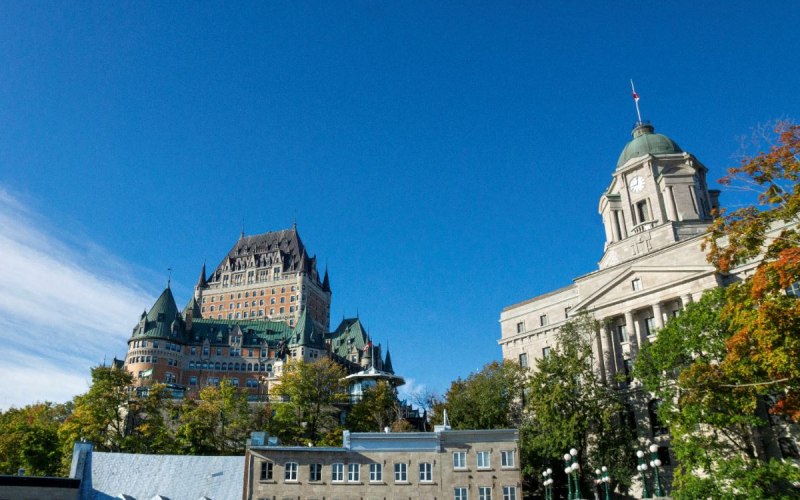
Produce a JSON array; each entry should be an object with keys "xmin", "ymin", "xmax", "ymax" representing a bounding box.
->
[
  {"xmin": 518, "ymin": 353, "xmax": 528, "ymax": 368},
  {"xmin": 515, "ymin": 321, "xmax": 524, "ymax": 333},
  {"xmin": 454, "ymin": 487, "xmax": 469, "ymax": 500},
  {"xmin": 309, "ymin": 463, "xmax": 322, "ymax": 482},
  {"xmin": 502, "ymin": 486, "xmax": 517, "ymax": 500},
  {"xmin": 419, "ymin": 462, "xmax": 432, "ymax": 482},
  {"xmin": 331, "ymin": 463, "xmax": 344, "ymax": 482},
  {"xmin": 477, "ymin": 451, "xmax": 490, "ymax": 469},
  {"xmin": 542, "ymin": 347, "xmax": 551, "ymax": 358},
  {"xmin": 645, "ymin": 317, "xmax": 655, "ymax": 336},
  {"xmin": 369, "ymin": 463, "xmax": 382, "ymax": 482},
  {"xmin": 636, "ymin": 200, "xmax": 650, "ymax": 223},
  {"xmin": 501, "ymin": 450, "xmax": 515, "ymax": 468},
  {"xmin": 453, "ymin": 451, "xmax": 466, "ymax": 469},
  {"xmin": 189, "ymin": 376, "xmax": 197, "ymax": 386},
  {"xmin": 190, "ymin": 346, "xmax": 197, "ymax": 355},
  {"xmin": 284, "ymin": 462, "xmax": 297, "ymax": 482},
  {"xmin": 348, "ymin": 463, "xmax": 360, "ymax": 482},
  {"xmin": 260, "ymin": 462, "xmax": 273, "ymax": 481},
  {"xmin": 216, "ymin": 347, "xmax": 222, "ymax": 356},
  {"xmin": 539, "ymin": 314, "xmax": 548, "ymax": 327},
  {"xmin": 631, "ymin": 278, "xmax": 643, "ymax": 291},
  {"xmin": 394, "ymin": 463, "xmax": 407, "ymax": 482},
  {"xmin": 479, "ymin": 486, "xmax": 492, "ymax": 500},
  {"xmin": 786, "ymin": 282, "xmax": 800, "ymax": 297},
  {"xmin": 616, "ymin": 324, "xmax": 627, "ymax": 343}
]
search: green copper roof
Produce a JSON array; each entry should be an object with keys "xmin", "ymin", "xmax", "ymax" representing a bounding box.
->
[
  {"xmin": 329, "ymin": 318, "xmax": 369, "ymax": 358},
  {"xmin": 617, "ymin": 122, "xmax": 682, "ymax": 168}
]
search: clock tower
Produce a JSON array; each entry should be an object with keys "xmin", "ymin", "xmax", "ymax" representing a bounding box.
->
[{"xmin": 598, "ymin": 121, "xmax": 720, "ymax": 269}]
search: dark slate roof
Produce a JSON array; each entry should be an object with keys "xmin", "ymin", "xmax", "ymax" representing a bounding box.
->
[
  {"xmin": 211, "ymin": 227, "xmax": 311, "ymax": 276},
  {"xmin": 383, "ymin": 349, "xmax": 394, "ymax": 374},
  {"xmin": 322, "ymin": 268, "xmax": 331, "ymax": 293},
  {"xmin": 288, "ymin": 308, "xmax": 326, "ymax": 348},
  {"xmin": 329, "ymin": 318, "xmax": 369, "ymax": 358}
]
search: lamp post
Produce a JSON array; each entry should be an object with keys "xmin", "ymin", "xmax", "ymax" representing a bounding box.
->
[
  {"xmin": 564, "ymin": 448, "xmax": 580, "ymax": 499},
  {"xmin": 649, "ymin": 444, "xmax": 664, "ymax": 498},
  {"xmin": 542, "ymin": 468, "xmax": 553, "ymax": 500},
  {"xmin": 601, "ymin": 466, "xmax": 611, "ymax": 500},
  {"xmin": 636, "ymin": 449, "xmax": 650, "ymax": 499},
  {"xmin": 563, "ymin": 453, "xmax": 574, "ymax": 500}
]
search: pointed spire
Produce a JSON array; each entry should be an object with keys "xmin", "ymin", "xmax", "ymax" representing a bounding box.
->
[
  {"xmin": 196, "ymin": 261, "xmax": 208, "ymax": 289},
  {"xmin": 297, "ymin": 247, "xmax": 308, "ymax": 273},
  {"xmin": 322, "ymin": 267, "xmax": 331, "ymax": 293},
  {"xmin": 240, "ymin": 221, "xmax": 245, "ymax": 240},
  {"xmin": 383, "ymin": 348, "xmax": 394, "ymax": 374}
]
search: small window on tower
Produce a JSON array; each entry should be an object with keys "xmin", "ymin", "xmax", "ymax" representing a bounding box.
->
[
  {"xmin": 539, "ymin": 314, "xmax": 548, "ymax": 327},
  {"xmin": 516, "ymin": 321, "xmax": 524, "ymax": 333},
  {"xmin": 636, "ymin": 200, "xmax": 650, "ymax": 223},
  {"xmin": 632, "ymin": 278, "xmax": 643, "ymax": 291}
]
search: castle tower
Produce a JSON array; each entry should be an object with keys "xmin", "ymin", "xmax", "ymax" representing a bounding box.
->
[
  {"xmin": 198, "ymin": 226, "xmax": 331, "ymax": 332},
  {"xmin": 598, "ymin": 121, "xmax": 720, "ymax": 269}
]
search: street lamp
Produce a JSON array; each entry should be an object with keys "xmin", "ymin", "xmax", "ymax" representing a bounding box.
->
[
  {"xmin": 649, "ymin": 444, "xmax": 664, "ymax": 497},
  {"xmin": 636, "ymin": 449, "xmax": 650, "ymax": 499},
  {"xmin": 564, "ymin": 448, "xmax": 580, "ymax": 499},
  {"xmin": 597, "ymin": 466, "xmax": 611, "ymax": 500},
  {"xmin": 542, "ymin": 468, "xmax": 553, "ymax": 500}
]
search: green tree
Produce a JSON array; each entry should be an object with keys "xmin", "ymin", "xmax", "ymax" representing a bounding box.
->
[
  {"xmin": 346, "ymin": 381, "xmax": 401, "ymax": 432},
  {"xmin": 0, "ymin": 402, "xmax": 71, "ymax": 476},
  {"xmin": 705, "ymin": 120, "xmax": 800, "ymax": 420},
  {"xmin": 635, "ymin": 288, "xmax": 800, "ymax": 498},
  {"xmin": 522, "ymin": 313, "xmax": 636, "ymax": 497},
  {"xmin": 176, "ymin": 380, "xmax": 253, "ymax": 455},
  {"xmin": 434, "ymin": 360, "xmax": 527, "ymax": 430},
  {"xmin": 58, "ymin": 366, "xmax": 132, "ymax": 455},
  {"xmin": 125, "ymin": 383, "xmax": 178, "ymax": 454},
  {"xmin": 273, "ymin": 358, "xmax": 348, "ymax": 445}
]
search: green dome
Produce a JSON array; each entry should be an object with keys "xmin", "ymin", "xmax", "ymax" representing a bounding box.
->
[{"xmin": 617, "ymin": 122, "xmax": 682, "ymax": 168}]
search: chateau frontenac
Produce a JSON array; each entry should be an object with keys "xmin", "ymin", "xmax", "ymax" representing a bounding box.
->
[{"xmin": 122, "ymin": 226, "xmax": 401, "ymax": 399}]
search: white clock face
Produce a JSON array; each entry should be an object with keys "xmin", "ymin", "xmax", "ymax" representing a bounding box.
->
[{"xmin": 630, "ymin": 176, "xmax": 645, "ymax": 193}]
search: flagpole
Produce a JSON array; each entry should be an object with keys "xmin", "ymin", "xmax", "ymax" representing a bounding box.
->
[{"xmin": 630, "ymin": 79, "xmax": 642, "ymax": 124}]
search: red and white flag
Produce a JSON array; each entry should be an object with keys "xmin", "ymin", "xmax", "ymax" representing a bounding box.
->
[
  {"xmin": 632, "ymin": 90, "xmax": 640, "ymax": 102},
  {"xmin": 363, "ymin": 341, "xmax": 373, "ymax": 352}
]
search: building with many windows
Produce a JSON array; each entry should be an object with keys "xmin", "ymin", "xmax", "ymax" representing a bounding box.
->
[
  {"xmin": 499, "ymin": 119, "xmax": 797, "ymax": 491},
  {"xmin": 122, "ymin": 226, "xmax": 401, "ymax": 399},
  {"xmin": 244, "ymin": 427, "xmax": 521, "ymax": 500}
]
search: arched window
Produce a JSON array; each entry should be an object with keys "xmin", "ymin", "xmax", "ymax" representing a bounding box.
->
[
  {"xmin": 234, "ymin": 362, "xmax": 240, "ymax": 371},
  {"xmin": 259, "ymin": 363, "xmax": 265, "ymax": 372},
  {"xmin": 247, "ymin": 363, "xmax": 253, "ymax": 371},
  {"xmin": 215, "ymin": 362, "xmax": 221, "ymax": 370},
  {"xmin": 266, "ymin": 364, "xmax": 272, "ymax": 372}
]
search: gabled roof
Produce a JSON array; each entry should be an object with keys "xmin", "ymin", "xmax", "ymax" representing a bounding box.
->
[
  {"xmin": 329, "ymin": 318, "xmax": 369, "ymax": 358},
  {"xmin": 183, "ymin": 297, "xmax": 202, "ymax": 318},
  {"xmin": 212, "ymin": 227, "xmax": 309, "ymax": 275},
  {"xmin": 288, "ymin": 308, "xmax": 325, "ymax": 348}
]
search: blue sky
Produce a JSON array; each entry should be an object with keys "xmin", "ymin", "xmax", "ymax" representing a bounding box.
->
[{"xmin": 1, "ymin": 2, "xmax": 798, "ymax": 408}]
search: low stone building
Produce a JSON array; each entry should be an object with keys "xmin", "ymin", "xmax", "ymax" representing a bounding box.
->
[{"xmin": 244, "ymin": 427, "xmax": 522, "ymax": 500}]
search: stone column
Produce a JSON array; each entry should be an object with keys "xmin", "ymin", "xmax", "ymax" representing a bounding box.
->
[
  {"xmin": 602, "ymin": 324, "xmax": 617, "ymax": 382},
  {"xmin": 652, "ymin": 302, "xmax": 664, "ymax": 330},
  {"xmin": 595, "ymin": 325, "xmax": 607, "ymax": 384},
  {"xmin": 625, "ymin": 311, "xmax": 638, "ymax": 357}
]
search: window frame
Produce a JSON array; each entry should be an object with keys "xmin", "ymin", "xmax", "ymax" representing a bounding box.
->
[
  {"xmin": 500, "ymin": 450, "xmax": 515, "ymax": 468},
  {"xmin": 477, "ymin": 451, "xmax": 491, "ymax": 469},
  {"xmin": 284, "ymin": 462, "xmax": 298, "ymax": 482},
  {"xmin": 331, "ymin": 462, "xmax": 344, "ymax": 482},
  {"xmin": 479, "ymin": 486, "xmax": 493, "ymax": 500},
  {"xmin": 502, "ymin": 485, "xmax": 517, "ymax": 500},
  {"xmin": 419, "ymin": 462, "xmax": 433, "ymax": 482},
  {"xmin": 259, "ymin": 461, "xmax": 273, "ymax": 481},
  {"xmin": 394, "ymin": 462, "xmax": 408, "ymax": 482},
  {"xmin": 453, "ymin": 451, "xmax": 467, "ymax": 469},
  {"xmin": 369, "ymin": 463, "xmax": 382, "ymax": 482},
  {"xmin": 348, "ymin": 463, "xmax": 360, "ymax": 483},
  {"xmin": 454, "ymin": 487, "xmax": 469, "ymax": 500}
]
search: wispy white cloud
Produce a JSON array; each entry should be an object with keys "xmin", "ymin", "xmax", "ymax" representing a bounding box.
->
[{"xmin": 0, "ymin": 188, "xmax": 155, "ymax": 409}]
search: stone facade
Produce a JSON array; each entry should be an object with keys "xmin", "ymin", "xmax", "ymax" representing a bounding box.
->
[
  {"xmin": 244, "ymin": 429, "xmax": 522, "ymax": 500},
  {"xmin": 121, "ymin": 227, "xmax": 399, "ymax": 400}
]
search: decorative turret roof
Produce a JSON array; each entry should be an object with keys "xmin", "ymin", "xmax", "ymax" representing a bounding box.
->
[
  {"xmin": 383, "ymin": 349, "xmax": 394, "ymax": 374},
  {"xmin": 195, "ymin": 262, "xmax": 208, "ymax": 289},
  {"xmin": 322, "ymin": 268, "xmax": 331, "ymax": 293},
  {"xmin": 288, "ymin": 308, "xmax": 325, "ymax": 348},
  {"xmin": 329, "ymin": 318, "xmax": 370, "ymax": 358},
  {"xmin": 183, "ymin": 297, "xmax": 202, "ymax": 318},
  {"xmin": 617, "ymin": 121, "xmax": 683, "ymax": 168}
]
